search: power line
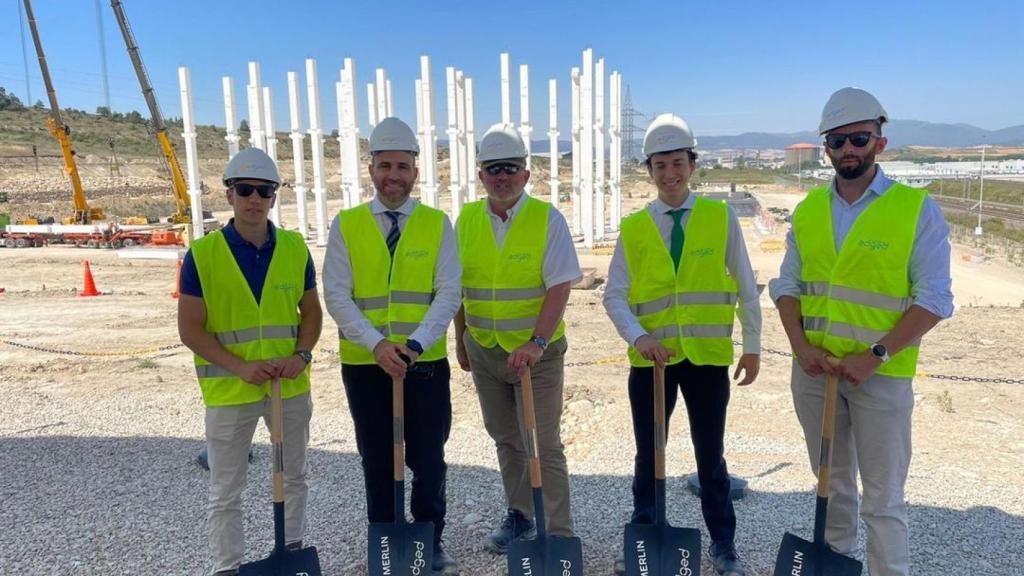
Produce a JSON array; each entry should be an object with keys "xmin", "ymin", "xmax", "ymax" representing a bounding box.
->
[{"xmin": 621, "ymin": 84, "xmax": 647, "ymax": 162}]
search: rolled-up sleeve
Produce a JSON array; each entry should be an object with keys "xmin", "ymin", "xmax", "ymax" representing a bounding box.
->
[
  {"xmin": 909, "ymin": 198, "xmax": 954, "ymax": 319},
  {"xmin": 768, "ymin": 225, "xmax": 803, "ymax": 304}
]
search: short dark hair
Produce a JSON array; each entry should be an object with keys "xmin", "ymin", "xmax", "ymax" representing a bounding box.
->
[{"xmin": 645, "ymin": 148, "xmax": 698, "ymax": 168}]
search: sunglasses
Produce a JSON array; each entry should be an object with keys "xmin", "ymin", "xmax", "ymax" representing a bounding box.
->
[
  {"xmin": 824, "ymin": 131, "xmax": 878, "ymax": 150},
  {"xmin": 232, "ymin": 182, "xmax": 278, "ymax": 198},
  {"xmin": 483, "ymin": 163, "xmax": 523, "ymax": 176}
]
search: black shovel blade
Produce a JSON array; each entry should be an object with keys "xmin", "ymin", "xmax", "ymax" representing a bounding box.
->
[
  {"xmin": 507, "ymin": 534, "xmax": 584, "ymax": 576},
  {"xmin": 367, "ymin": 520, "xmax": 434, "ymax": 576},
  {"xmin": 238, "ymin": 545, "xmax": 322, "ymax": 576},
  {"xmin": 623, "ymin": 522, "xmax": 701, "ymax": 576},
  {"xmin": 774, "ymin": 532, "xmax": 862, "ymax": 576}
]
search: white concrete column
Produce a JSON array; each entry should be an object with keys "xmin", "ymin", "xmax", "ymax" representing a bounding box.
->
[
  {"xmin": 375, "ymin": 69, "xmax": 388, "ymax": 122},
  {"xmin": 465, "ymin": 76, "xmax": 477, "ymax": 202},
  {"xmin": 420, "ymin": 55, "xmax": 439, "ymax": 209},
  {"xmin": 455, "ymin": 71, "xmax": 469, "ymax": 205},
  {"xmin": 519, "ymin": 64, "xmax": 533, "ymax": 195},
  {"xmin": 340, "ymin": 58, "xmax": 362, "ymax": 209},
  {"xmin": 446, "ymin": 66, "xmax": 462, "ymax": 220},
  {"xmin": 366, "ymin": 83, "xmax": 378, "ymax": 131},
  {"xmin": 305, "ymin": 58, "xmax": 328, "ymax": 246},
  {"xmin": 222, "ymin": 76, "xmax": 240, "ymax": 159},
  {"xmin": 570, "ymin": 67, "xmax": 581, "ymax": 234},
  {"xmin": 262, "ymin": 86, "xmax": 281, "ymax": 226},
  {"xmin": 385, "ymin": 79, "xmax": 393, "ymax": 117},
  {"xmin": 609, "ymin": 71, "xmax": 622, "ymax": 231},
  {"xmin": 178, "ymin": 66, "xmax": 204, "ymax": 240},
  {"xmin": 500, "ymin": 53, "xmax": 511, "ymax": 126},
  {"xmin": 247, "ymin": 62, "xmax": 265, "ymax": 151},
  {"xmin": 548, "ymin": 78, "xmax": 559, "ymax": 207},
  {"xmin": 581, "ymin": 49, "xmax": 594, "ymax": 249},
  {"xmin": 594, "ymin": 58, "xmax": 606, "ymax": 240},
  {"xmin": 335, "ymin": 80, "xmax": 347, "ymax": 207},
  {"xmin": 287, "ymin": 71, "xmax": 309, "ymax": 238},
  {"xmin": 415, "ymin": 78, "xmax": 427, "ymax": 194}
]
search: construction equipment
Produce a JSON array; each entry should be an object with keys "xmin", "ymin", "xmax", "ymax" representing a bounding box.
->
[
  {"xmin": 22, "ymin": 0, "xmax": 105, "ymax": 225},
  {"xmin": 110, "ymin": 0, "xmax": 192, "ymax": 225}
]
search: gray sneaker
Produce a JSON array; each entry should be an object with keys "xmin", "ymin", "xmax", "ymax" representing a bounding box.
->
[
  {"xmin": 709, "ymin": 541, "xmax": 747, "ymax": 576},
  {"xmin": 484, "ymin": 508, "xmax": 536, "ymax": 554},
  {"xmin": 432, "ymin": 540, "xmax": 459, "ymax": 575},
  {"xmin": 614, "ymin": 551, "xmax": 625, "ymax": 575}
]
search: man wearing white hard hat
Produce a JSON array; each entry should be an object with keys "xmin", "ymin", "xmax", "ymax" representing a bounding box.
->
[
  {"xmin": 603, "ymin": 114, "xmax": 761, "ymax": 575},
  {"xmin": 769, "ymin": 87, "xmax": 953, "ymax": 576},
  {"xmin": 453, "ymin": 122, "xmax": 582, "ymax": 552},
  {"xmin": 178, "ymin": 147, "xmax": 323, "ymax": 575},
  {"xmin": 323, "ymin": 117, "xmax": 461, "ymax": 574}
]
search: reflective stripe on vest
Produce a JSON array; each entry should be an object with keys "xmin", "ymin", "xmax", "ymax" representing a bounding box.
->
[
  {"xmin": 793, "ymin": 183, "xmax": 927, "ymax": 378},
  {"xmin": 457, "ymin": 196, "xmax": 565, "ymax": 352},
  {"xmin": 337, "ymin": 202, "xmax": 447, "ymax": 364},
  {"xmin": 191, "ymin": 228, "xmax": 310, "ymax": 406},
  {"xmin": 620, "ymin": 197, "xmax": 738, "ymax": 368}
]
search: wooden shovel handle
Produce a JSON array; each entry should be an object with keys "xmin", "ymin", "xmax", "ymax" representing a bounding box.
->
[
  {"xmin": 270, "ymin": 377, "xmax": 284, "ymax": 503},
  {"xmin": 815, "ymin": 359, "xmax": 840, "ymax": 498},
  {"xmin": 520, "ymin": 369, "xmax": 543, "ymax": 489},
  {"xmin": 653, "ymin": 360, "xmax": 667, "ymax": 481},
  {"xmin": 393, "ymin": 375, "xmax": 405, "ymax": 482}
]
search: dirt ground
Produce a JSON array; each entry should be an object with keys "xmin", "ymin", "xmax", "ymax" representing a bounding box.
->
[{"xmin": 2, "ymin": 184, "xmax": 1023, "ymax": 574}]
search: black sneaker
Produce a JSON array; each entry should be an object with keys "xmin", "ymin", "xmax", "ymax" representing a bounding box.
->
[
  {"xmin": 484, "ymin": 508, "xmax": 536, "ymax": 554},
  {"xmin": 709, "ymin": 541, "xmax": 747, "ymax": 576},
  {"xmin": 432, "ymin": 540, "xmax": 459, "ymax": 575}
]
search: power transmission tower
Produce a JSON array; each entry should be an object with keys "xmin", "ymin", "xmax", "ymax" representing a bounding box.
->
[{"xmin": 621, "ymin": 84, "xmax": 647, "ymax": 163}]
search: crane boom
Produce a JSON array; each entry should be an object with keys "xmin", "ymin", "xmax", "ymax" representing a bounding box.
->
[
  {"xmin": 110, "ymin": 0, "xmax": 191, "ymax": 223},
  {"xmin": 23, "ymin": 0, "xmax": 104, "ymax": 224}
]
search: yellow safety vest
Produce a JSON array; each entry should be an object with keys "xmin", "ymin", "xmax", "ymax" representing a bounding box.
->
[
  {"xmin": 620, "ymin": 197, "xmax": 738, "ymax": 367},
  {"xmin": 457, "ymin": 195, "xmax": 565, "ymax": 352},
  {"xmin": 337, "ymin": 202, "xmax": 447, "ymax": 365},
  {"xmin": 191, "ymin": 228, "xmax": 310, "ymax": 406},
  {"xmin": 793, "ymin": 183, "xmax": 926, "ymax": 378}
]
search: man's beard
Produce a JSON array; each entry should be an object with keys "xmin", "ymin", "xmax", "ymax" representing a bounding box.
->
[{"xmin": 833, "ymin": 151, "xmax": 875, "ymax": 180}]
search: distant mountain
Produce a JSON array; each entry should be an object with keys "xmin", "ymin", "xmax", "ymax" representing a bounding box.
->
[{"xmin": 695, "ymin": 119, "xmax": 1024, "ymax": 150}]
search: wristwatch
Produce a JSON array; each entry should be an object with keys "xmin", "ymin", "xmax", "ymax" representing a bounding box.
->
[
  {"xmin": 294, "ymin": 349, "xmax": 313, "ymax": 365},
  {"xmin": 529, "ymin": 335, "xmax": 548, "ymax": 351},
  {"xmin": 406, "ymin": 339, "xmax": 424, "ymax": 355},
  {"xmin": 869, "ymin": 343, "xmax": 890, "ymax": 363}
]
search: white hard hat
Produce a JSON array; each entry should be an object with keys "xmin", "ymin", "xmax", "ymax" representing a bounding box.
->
[
  {"xmin": 643, "ymin": 113, "xmax": 697, "ymax": 157},
  {"xmin": 818, "ymin": 87, "xmax": 888, "ymax": 134},
  {"xmin": 369, "ymin": 117, "xmax": 419, "ymax": 155},
  {"xmin": 478, "ymin": 123, "xmax": 527, "ymax": 163},
  {"xmin": 223, "ymin": 147, "xmax": 281, "ymax": 186}
]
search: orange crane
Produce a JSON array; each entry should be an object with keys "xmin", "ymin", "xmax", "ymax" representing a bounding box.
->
[
  {"xmin": 23, "ymin": 0, "xmax": 105, "ymax": 225},
  {"xmin": 109, "ymin": 0, "xmax": 192, "ymax": 225}
]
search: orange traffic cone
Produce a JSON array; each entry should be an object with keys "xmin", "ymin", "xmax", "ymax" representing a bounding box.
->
[
  {"xmin": 171, "ymin": 259, "xmax": 182, "ymax": 299},
  {"xmin": 80, "ymin": 260, "xmax": 100, "ymax": 297}
]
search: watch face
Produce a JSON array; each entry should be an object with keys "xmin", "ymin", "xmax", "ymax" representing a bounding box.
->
[{"xmin": 871, "ymin": 344, "xmax": 887, "ymax": 358}]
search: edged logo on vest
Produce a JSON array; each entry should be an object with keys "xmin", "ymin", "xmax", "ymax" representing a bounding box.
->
[
  {"xmin": 271, "ymin": 282, "xmax": 297, "ymax": 293},
  {"xmin": 858, "ymin": 239, "xmax": 890, "ymax": 251},
  {"xmin": 687, "ymin": 247, "xmax": 715, "ymax": 258},
  {"xmin": 404, "ymin": 249, "xmax": 429, "ymax": 260},
  {"xmin": 508, "ymin": 252, "xmax": 532, "ymax": 263}
]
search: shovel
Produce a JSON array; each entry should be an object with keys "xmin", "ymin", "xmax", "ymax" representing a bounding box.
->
[
  {"xmin": 239, "ymin": 378, "xmax": 322, "ymax": 575},
  {"xmin": 623, "ymin": 360, "xmax": 701, "ymax": 576},
  {"xmin": 367, "ymin": 373, "xmax": 434, "ymax": 576},
  {"xmin": 508, "ymin": 368, "xmax": 584, "ymax": 576},
  {"xmin": 773, "ymin": 363, "xmax": 862, "ymax": 576}
]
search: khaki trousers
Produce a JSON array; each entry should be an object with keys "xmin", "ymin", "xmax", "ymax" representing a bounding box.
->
[
  {"xmin": 791, "ymin": 361, "xmax": 913, "ymax": 576},
  {"xmin": 205, "ymin": 392, "xmax": 312, "ymax": 574},
  {"xmin": 465, "ymin": 333, "xmax": 574, "ymax": 536}
]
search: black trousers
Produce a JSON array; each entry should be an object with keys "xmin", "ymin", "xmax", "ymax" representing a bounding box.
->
[
  {"xmin": 342, "ymin": 359, "xmax": 452, "ymax": 540},
  {"xmin": 628, "ymin": 359, "xmax": 736, "ymax": 545}
]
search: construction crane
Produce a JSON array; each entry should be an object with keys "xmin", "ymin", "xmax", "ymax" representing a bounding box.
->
[
  {"xmin": 110, "ymin": 0, "xmax": 191, "ymax": 225},
  {"xmin": 23, "ymin": 0, "xmax": 105, "ymax": 224}
]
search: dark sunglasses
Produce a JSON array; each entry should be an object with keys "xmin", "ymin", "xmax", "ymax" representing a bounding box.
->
[
  {"xmin": 824, "ymin": 131, "xmax": 877, "ymax": 150},
  {"xmin": 484, "ymin": 163, "xmax": 522, "ymax": 176},
  {"xmin": 232, "ymin": 182, "xmax": 278, "ymax": 198}
]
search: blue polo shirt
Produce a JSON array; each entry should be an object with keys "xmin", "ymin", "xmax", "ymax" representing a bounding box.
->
[{"xmin": 180, "ymin": 219, "xmax": 316, "ymax": 304}]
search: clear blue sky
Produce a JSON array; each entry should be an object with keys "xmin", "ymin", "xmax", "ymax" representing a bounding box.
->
[{"xmin": 1, "ymin": 0, "xmax": 1021, "ymax": 137}]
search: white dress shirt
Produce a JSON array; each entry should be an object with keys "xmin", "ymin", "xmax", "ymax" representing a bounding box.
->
[
  {"xmin": 322, "ymin": 196, "xmax": 462, "ymax": 353},
  {"xmin": 603, "ymin": 194, "xmax": 763, "ymax": 355},
  {"xmin": 460, "ymin": 192, "xmax": 583, "ymax": 289}
]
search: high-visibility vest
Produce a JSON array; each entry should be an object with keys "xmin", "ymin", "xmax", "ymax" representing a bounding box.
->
[
  {"xmin": 191, "ymin": 228, "xmax": 310, "ymax": 406},
  {"xmin": 337, "ymin": 202, "xmax": 447, "ymax": 365},
  {"xmin": 457, "ymin": 195, "xmax": 565, "ymax": 352},
  {"xmin": 794, "ymin": 183, "xmax": 927, "ymax": 378},
  {"xmin": 620, "ymin": 197, "xmax": 738, "ymax": 367}
]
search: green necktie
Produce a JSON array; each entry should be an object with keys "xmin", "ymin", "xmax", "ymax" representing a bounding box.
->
[{"xmin": 669, "ymin": 208, "xmax": 685, "ymax": 271}]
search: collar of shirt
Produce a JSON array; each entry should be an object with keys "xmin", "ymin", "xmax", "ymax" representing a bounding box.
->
[
  {"xmin": 223, "ymin": 218, "xmax": 276, "ymax": 249},
  {"xmin": 370, "ymin": 195, "xmax": 418, "ymax": 217},
  {"xmin": 829, "ymin": 165, "xmax": 894, "ymax": 207},
  {"xmin": 650, "ymin": 192, "xmax": 696, "ymax": 215},
  {"xmin": 485, "ymin": 191, "xmax": 528, "ymax": 222}
]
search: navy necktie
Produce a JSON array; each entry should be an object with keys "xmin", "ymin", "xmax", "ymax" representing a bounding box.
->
[{"xmin": 384, "ymin": 211, "xmax": 401, "ymax": 256}]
